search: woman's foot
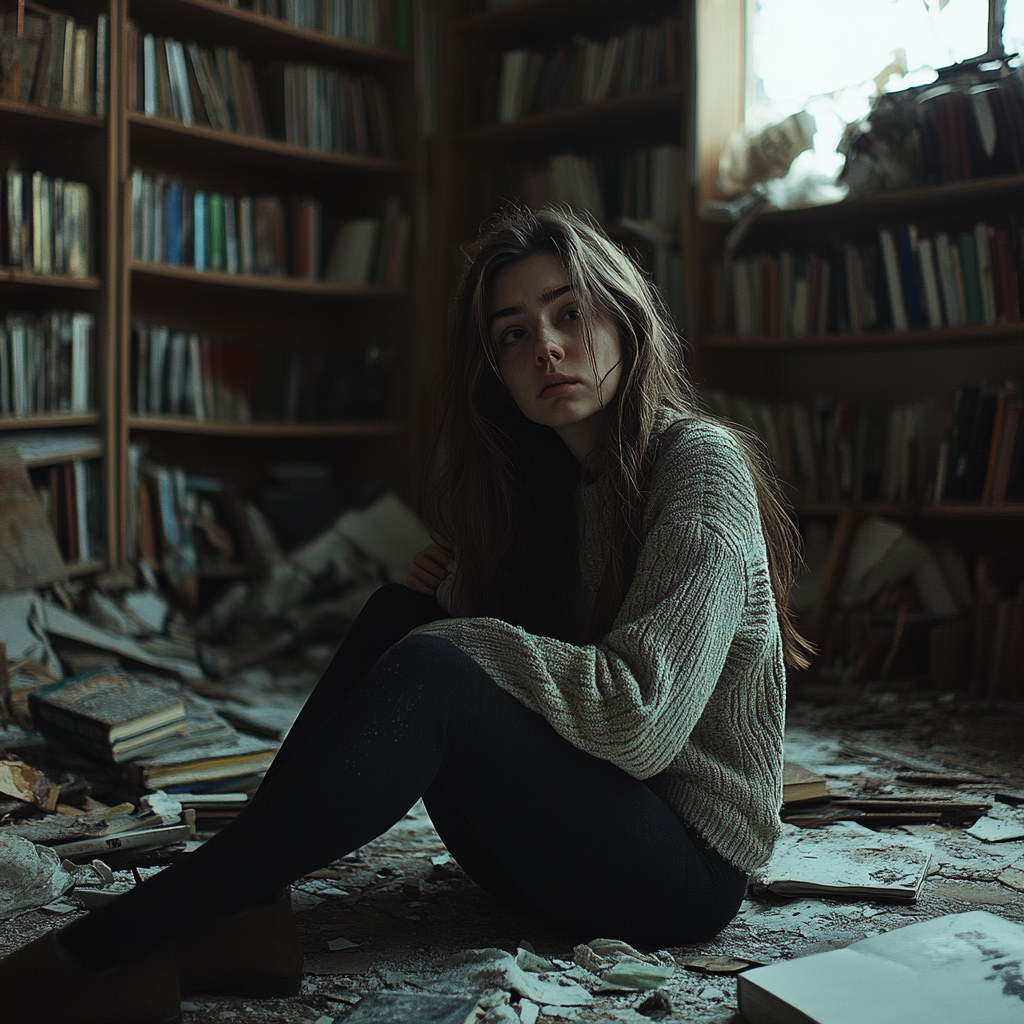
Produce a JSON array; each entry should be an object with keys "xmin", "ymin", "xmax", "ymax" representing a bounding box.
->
[
  {"xmin": 176, "ymin": 888, "xmax": 304, "ymax": 997},
  {"xmin": 0, "ymin": 931, "xmax": 180, "ymax": 1024}
]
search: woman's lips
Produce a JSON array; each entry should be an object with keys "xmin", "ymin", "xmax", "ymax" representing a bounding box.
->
[{"xmin": 539, "ymin": 376, "xmax": 580, "ymax": 398}]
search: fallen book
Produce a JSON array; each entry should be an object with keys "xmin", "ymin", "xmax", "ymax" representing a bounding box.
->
[
  {"xmin": 752, "ymin": 823, "xmax": 933, "ymax": 901},
  {"xmin": 29, "ymin": 667, "xmax": 187, "ymax": 764},
  {"xmin": 736, "ymin": 910, "xmax": 1024, "ymax": 1024},
  {"xmin": 782, "ymin": 762, "xmax": 829, "ymax": 804},
  {"xmin": 125, "ymin": 732, "xmax": 279, "ymax": 790}
]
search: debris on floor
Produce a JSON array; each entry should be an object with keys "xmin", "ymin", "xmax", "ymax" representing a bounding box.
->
[{"xmin": 2, "ymin": 440, "xmax": 1024, "ymax": 1021}]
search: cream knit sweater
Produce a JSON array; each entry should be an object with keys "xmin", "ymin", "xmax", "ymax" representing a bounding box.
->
[{"xmin": 416, "ymin": 411, "xmax": 785, "ymax": 873}]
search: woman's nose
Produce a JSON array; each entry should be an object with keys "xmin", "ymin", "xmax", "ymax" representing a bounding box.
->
[{"xmin": 534, "ymin": 323, "xmax": 563, "ymax": 363}]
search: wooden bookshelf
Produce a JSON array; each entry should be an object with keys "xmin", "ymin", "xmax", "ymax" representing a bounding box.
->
[
  {"xmin": 690, "ymin": 0, "xmax": 1024, "ymax": 685},
  {"xmin": 115, "ymin": 0, "xmax": 419, "ymax": 571},
  {"xmin": 0, "ymin": 1, "xmax": 120, "ymax": 574}
]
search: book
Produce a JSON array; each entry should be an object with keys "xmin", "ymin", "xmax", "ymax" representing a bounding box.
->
[
  {"xmin": 958, "ymin": 229, "xmax": 983, "ymax": 324},
  {"xmin": 29, "ymin": 667, "xmax": 187, "ymax": 763},
  {"xmin": 125, "ymin": 731, "xmax": 279, "ymax": 790},
  {"xmin": 737, "ymin": 911, "xmax": 1024, "ymax": 1024},
  {"xmin": 782, "ymin": 762, "xmax": 829, "ymax": 804},
  {"xmin": 53, "ymin": 822, "xmax": 194, "ymax": 861},
  {"xmin": 752, "ymin": 824, "xmax": 933, "ymax": 901},
  {"xmin": 878, "ymin": 228, "xmax": 907, "ymax": 331}
]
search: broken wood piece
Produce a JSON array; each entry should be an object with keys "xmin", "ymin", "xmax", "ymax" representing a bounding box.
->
[{"xmin": 0, "ymin": 753, "xmax": 60, "ymax": 810}]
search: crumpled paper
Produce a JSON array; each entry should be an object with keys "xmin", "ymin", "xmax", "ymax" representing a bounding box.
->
[
  {"xmin": 573, "ymin": 938, "xmax": 675, "ymax": 991},
  {"xmin": 0, "ymin": 833, "xmax": 77, "ymax": 920},
  {"xmin": 435, "ymin": 948, "xmax": 593, "ymax": 1007}
]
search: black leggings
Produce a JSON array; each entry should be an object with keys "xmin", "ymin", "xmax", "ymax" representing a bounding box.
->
[{"xmin": 60, "ymin": 584, "xmax": 746, "ymax": 970}]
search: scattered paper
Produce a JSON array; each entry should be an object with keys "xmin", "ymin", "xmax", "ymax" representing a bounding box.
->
[
  {"xmin": 435, "ymin": 948, "xmax": 593, "ymax": 1007},
  {"xmin": 966, "ymin": 815, "xmax": 1024, "ymax": 843},
  {"xmin": 327, "ymin": 937, "xmax": 360, "ymax": 951},
  {"xmin": 0, "ymin": 833, "xmax": 77, "ymax": 920}
]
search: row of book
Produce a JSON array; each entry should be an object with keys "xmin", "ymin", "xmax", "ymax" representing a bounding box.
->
[
  {"xmin": 268, "ymin": 62, "xmax": 396, "ymax": 157},
  {"xmin": 130, "ymin": 322, "xmax": 395, "ymax": 424},
  {"xmin": 125, "ymin": 24, "xmax": 397, "ymax": 159},
  {"xmin": 0, "ymin": 311, "xmax": 95, "ymax": 418},
  {"xmin": 131, "ymin": 170, "xmax": 409, "ymax": 285},
  {"xmin": 0, "ymin": 5, "xmax": 107, "ymax": 115},
  {"xmin": 26, "ymin": 451, "xmax": 104, "ymax": 565},
  {"xmin": 224, "ymin": 0, "xmax": 413, "ymax": 52},
  {"xmin": 495, "ymin": 16, "xmax": 682, "ymax": 122},
  {"xmin": 705, "ymin": 385, "xmax": 1024, "ymax": 507},
  {"xmin": 729, "ymin": 221, "xmax": 1023, "ymax": 338},
  {"xmin": 500, "ymin": 146, "xmax": 685, "ymax": 230},
  {"xmin": 3, "ymin": 166, "xmax": 93, "ymax": 277}
]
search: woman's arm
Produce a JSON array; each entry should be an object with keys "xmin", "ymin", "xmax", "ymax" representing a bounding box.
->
[{"xmin": 412, "ymin": 423, "xmax": 771, "ymax": 780}]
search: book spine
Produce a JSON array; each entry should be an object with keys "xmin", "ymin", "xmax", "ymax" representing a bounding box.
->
[
  {"xmin": 878, "ymin": 229, "xmax": 907, "ymax": 331},
  {"xmin": 958, "ymin": 229, "xmax": 983, "ymax": 324}
]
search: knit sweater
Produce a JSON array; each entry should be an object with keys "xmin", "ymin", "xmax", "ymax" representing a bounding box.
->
[{"xmin": 415, "ymin": 410, "xmax": 786, "ymax": 873}]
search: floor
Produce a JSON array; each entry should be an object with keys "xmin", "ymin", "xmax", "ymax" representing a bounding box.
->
[{"xmin": 4, "ymin": 688, "xmax": 1024, "ymax": 1023}]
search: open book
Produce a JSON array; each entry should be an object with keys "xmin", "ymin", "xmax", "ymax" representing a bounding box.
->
[{"xmin": 737, "ymin": 911, "xmax": 1024, "ymax": 1024}]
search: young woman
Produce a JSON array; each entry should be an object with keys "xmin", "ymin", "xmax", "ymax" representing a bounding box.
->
[{"xmin": 0, "ymin": 206, "xmax": 808, "ymax": 1024}]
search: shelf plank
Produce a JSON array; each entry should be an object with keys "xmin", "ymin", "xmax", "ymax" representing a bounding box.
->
[
  {"xmin": 0, "ymin": 414, "xmax": 102, "ymax": 431},
  {"xmin": 461, "ymin": 86, "xmax": 684, "ymax": 153},
  {"xmin": 128, "ymin": 112, "xmax": 405, "ymax": 176},
  {"xmin": 131, "ymin": 0, "xmax": 411, "ymax": 68},
  {"xmin": 128, "ymin": 417, "xmax": 401, "ymax": 438},
  {"xmin": 0, "ymin": 267, "xmax": 102, "ymax": 290},
  {"xmin": 0, "ymin": 97, "xmax": 105, "ymax": 129},
  {"xmin": 794, "ymin": 502, "xmax": 1024, "ymax": 518},
  {"xmin": 703, "ymin": 322, "xmax": 1024, "ymax": 349},
  {"xmin": 130, "ymin": 260, "xmax": 405, "ymax": 297},
  {"xmin": 702, "ymin": 173, "xmax": 1024, "ymax": 227}
]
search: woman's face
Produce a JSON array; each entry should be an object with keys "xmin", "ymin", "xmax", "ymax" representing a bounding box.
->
[{"xmin": 489, "ymin": 253, "xmax": 622, "ymax": 463}]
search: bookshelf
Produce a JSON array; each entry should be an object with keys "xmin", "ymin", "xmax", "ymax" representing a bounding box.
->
[
  {"xmin": 0, "ymin": 0, "xmax": 119, "ymax": 574},
  {"xmin": 434, "ymin": 0, "xmax": 692, "ymax": 344},
  {"xmin": 116, "ymin": 0, "xmax": 418, "ymax": 577},
  {"xmin": 689, "ymin": 19, "xmax": 1024, "ymax": 690}
]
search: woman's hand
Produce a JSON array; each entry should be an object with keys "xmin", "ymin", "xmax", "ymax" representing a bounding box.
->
[{"xmin": 405, "ymin": 544, "xmax": 454, "ymax": 596}]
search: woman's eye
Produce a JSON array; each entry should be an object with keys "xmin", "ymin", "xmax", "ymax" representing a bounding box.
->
[
  {"xmin": 501, "ymin": 328, "xmax": 526, "ymax": 346},
  {"xmin": 563, "ymin": 308, "xmax": 581, "ymax": 322}
]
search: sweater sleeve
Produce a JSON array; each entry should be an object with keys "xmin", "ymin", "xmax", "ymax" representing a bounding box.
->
[{"xmin": 411, "ymin": 427, "xmax": 755, "ymax": 780}]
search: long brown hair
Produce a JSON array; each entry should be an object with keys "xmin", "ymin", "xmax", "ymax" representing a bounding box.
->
[{"xmin": 424, "ymin": 206, "xmax": 812, "ymax": 668}]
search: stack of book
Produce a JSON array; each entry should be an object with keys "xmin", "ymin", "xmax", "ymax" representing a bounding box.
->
[
  {"xmin": 4, "ymin": 166, "xmax": 93, "ymax": 277},
  {"xmin": 0, "ymin": 5, "xmax": 108, "ymax": 115},
  {"xmin": 29, "ymin": 668, "xmax": 191, "ymax": 765},
  {"xmin": 125, "ymin": 25, "xmax": 267, "ymax": 136},
  {"xmin": 728, "ymin": 221, "xmax": 1022, "ymax": 339},
  {"xmin": 249, "ymin": 0, "xmax": 412, "ymax": 50},
  {"xmin": 495, "ymin": 16, "xmax": 682, "ymax": 122},
  {"xmin": 0, "ymin": 310, "xmax": 94, "ymax": 416}
]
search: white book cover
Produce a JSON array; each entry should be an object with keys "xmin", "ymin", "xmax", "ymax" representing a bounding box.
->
[
  {"xmin": 738, "ymin": 911, "xmax": 1024, "ymax": 1024},
  {"xmin": 878, "ymin": 228, "xmax": 908, "ymax": 332},
  {"xmin": 916, "ymin": 237, "xmax": 943, "ymax": 329}
]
